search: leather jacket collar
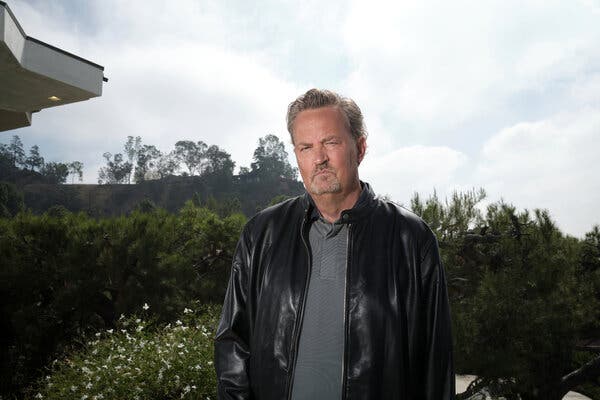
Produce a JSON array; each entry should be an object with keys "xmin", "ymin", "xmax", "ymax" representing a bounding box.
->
[{"xmin": 302, "ymin": 181, "xmax": 378, "ymax": 224}]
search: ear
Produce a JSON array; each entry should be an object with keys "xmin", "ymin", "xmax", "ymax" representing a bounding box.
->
[{"xmin": 356, "ymin": 136, "xmax": 367, "ymax": 165}]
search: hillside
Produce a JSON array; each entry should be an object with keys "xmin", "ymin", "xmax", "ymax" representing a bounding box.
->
[{"xmin": 20, "ymin": 174, "xmax": 304, "ymax": 217}]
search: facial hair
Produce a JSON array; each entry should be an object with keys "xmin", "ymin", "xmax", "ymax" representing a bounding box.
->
[{"xmin": 309, "ymin": 167, "xmax": 342, "ymax": 195}]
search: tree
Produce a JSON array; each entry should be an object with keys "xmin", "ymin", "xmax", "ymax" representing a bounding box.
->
[
  {"xmin": 409, "ymin": 190, "xmax": 600, "ymax": 400},
  {"xmin": 7, "ymin": 135, "xmax": 25, "ymax": 168},
  {"xmin": 154, "ymin": 151, "xmax": 180, "ymax": 179},
  {"xmin": 0, "ymin": 144, "xmax": 15, "ymax": 180},
  {"xmin": 98, "ymin": 153, "xmax": 132, "ymax": 184},
  {"xmin": 581, "ymin": 225, "xmax": 600, "ymax": 272},
  {"xmin": 0, "ymin": 182, "xmax": 24, "ymax": 217},
  {"xmin": 25, "ymin": 145, "xmax": 44, "ymax": 171},
  {"xmin": 124, "ymin": 136, "xmax": 142, "ymax": 183},
  {"xmin": 204, "ymin": 145, "xmax": 235, "ymax": 176},
  {"xmin": 68, "ymin": 161, "xmax": 84, "ymax": 183},
  {"xmin": 174, "ymin": 140, "xmax": 207, "ymax": 176},
  {"xmin": 250, "ymin": 134, "xmax": 297, "ymax": 180},
  {"xmin": 134, "ymin": 145, "xmax": 161, "ymax": 183},
  {"xmin": 40, "ymin": 162, "xmax": 69, "ymax": 184},
  {"xmin": 238, "ymin": 166, "xmax": 250, "ymax": 175}
]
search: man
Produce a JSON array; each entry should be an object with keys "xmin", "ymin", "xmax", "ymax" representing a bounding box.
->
[{"xmin": 215, "ymin": 89, "xmax": 455, "ymax": 399}]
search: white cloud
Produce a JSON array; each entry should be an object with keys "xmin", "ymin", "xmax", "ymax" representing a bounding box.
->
[
  {"xmin": 8, "ymin": 0, "xmax": 302, "ymax": 181},
  {"xmin": 360, "ymin": 145, "xmax": 468, "ymax": 205},
  {"xmin": 4, "ymin": 0, "xmax": 600, "ymax": 237},
  {"xmin": 341, "ymin": 0, "xmax": 600, "ymax": 146},
  {"xmin": 473, "ymin": 108, "xmax": 600, "ymax": 237}
]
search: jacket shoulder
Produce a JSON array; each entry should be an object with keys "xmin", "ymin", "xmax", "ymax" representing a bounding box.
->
[
  {"xmin": 375, "ymin": 199, "xmax": 438, "ymax": 251},
  {"xmin": 242, "ymin": 195, "xmax": 305, "ymax": 239}
]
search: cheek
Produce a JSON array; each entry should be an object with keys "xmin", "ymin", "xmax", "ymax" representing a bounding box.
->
[{"xmin": 296, "ymin": 159, "xmax": 311, "ymax": 176}]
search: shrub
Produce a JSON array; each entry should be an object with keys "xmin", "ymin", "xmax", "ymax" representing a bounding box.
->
[{"xmin": 27, "ymin": 303, "xmax": 220, "ymax": 400}]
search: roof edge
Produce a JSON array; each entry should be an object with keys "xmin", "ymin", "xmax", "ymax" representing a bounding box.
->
[
  {"xmin": 0, "ymin": 1, "xmax": 26, "ymax": 38},
  {"xmin": 27, "ymin": 36, "xmax": 104, "ymax": 71},
  {"xmin": 0, "ymin": 1, "xmax": 105, "ymax": 72}
]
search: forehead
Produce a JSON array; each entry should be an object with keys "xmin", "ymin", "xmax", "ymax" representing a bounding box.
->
[{"xmin": 293, "ymin": 106, "xmax": 350, "ymax": 141}]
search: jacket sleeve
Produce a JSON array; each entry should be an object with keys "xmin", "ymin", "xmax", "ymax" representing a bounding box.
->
[
  {"xmin": 214, "ymin": 225, "xmax": 254, "ymax": 400},
  {"xmin": 420, "ymin": 235, "xmax": 455, "ymax": 400}
]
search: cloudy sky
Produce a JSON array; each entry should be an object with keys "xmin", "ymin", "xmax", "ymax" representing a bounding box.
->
[{"xmin": 3, "ymin": 0, "xmax": 600, "ymax": 237}]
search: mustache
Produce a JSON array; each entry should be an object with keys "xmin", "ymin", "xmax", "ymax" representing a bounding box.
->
[{"xmin": 312, "ymin": 165, "xmax": 335, "ymax": 178}]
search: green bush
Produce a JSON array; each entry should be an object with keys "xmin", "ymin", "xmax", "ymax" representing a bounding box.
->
[
  {"xmin": 1, "ymin": 204, "xmax": 244, "ymax": 397},
  {"xmin": 27, "ymin": 303, "xmax": 220, "ymax": 400}
]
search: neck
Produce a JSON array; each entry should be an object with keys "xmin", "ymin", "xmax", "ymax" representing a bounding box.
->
[{"xmin": 311, "ymin": 180, "xmax": 362, "ymax": 223}]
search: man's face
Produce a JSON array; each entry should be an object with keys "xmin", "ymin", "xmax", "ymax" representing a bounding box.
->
[{"xmin": 292, "ymin": 106, "xmax": 366, "ymax": 197}]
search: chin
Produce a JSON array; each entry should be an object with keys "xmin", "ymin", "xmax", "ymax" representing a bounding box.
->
[{"xmin": 309, "ymin": 181, "xmax": 342, "ymax": 195}]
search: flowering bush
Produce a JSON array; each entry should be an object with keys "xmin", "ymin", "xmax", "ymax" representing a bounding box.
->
[{"xmin": 28, "ymin": 303, "xmax": 220, "ymax": 400}]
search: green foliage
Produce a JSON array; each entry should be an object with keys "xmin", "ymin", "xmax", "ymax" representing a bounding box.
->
[
  {"xmin": 268, "ymin": 194, "xmax": 292, "ymax": 206},
  {"xmin": 0, "ymin": 181, "xmax": 24, "ymax": 217},
  {"xmin": 411, "ymin": 189, "xmax": 600, "ymax": 399},
  {"xmin": 26, "ymin": 145, "xmax": 45, "ymax": 171},
  {"xmin": 27, "ymin": 304, "xmax": 220, "ymax": 400},
  {"xmin": 196, "ymin": 194, "xmax": 242, "ymax": 218},
  {"xmin": 8, "ymin": 134, "xmax": 26, "ymax": 167},
  {"xmin": 174, "ymin": 140, "xmax": 207, "ymax": 176},
  {"xmin": 0, "ymin": 135, "xmax": 83, "ymax": 185},
  {"xmin": 161, "ymin": 201, "xmax": 246, "ymax": 305},
  {"xmin": 40, "ymin": 162, "xmax": 69, "ymax": 184},
  {"xmin": 134, "ymin": 144, "xmax": 162, "ymax": 183},
  {"xmin": 1, "ymin": 205, "xmax": 245, "ymax": 397},
  {"xmin": 250, "ymin": 134, "xmax": 298, "ymax": 180},
  {"xmin": 68, "ymin": 161, "xmax": 84, "ymax": 183},
  {"xmin": 98, "ymin": 152, "xmax": 133, "ymax": 184}
]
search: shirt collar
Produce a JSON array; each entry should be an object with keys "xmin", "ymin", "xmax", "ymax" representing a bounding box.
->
[{"xmin": 304, "ymin": 181, "xmax": 376, "ymax": 224}]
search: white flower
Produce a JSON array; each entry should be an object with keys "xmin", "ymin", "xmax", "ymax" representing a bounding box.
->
[
  {"xmin": 86, "ymin": 382, "xmax": 92, "ymax": 389},
  {"xmin": 35, "ymin": 393, "xmax": 43, "ymax": 399},
  {"xmin": 176, "ymin": 319, "xmax": 183, "ymax": 325},
  {"xmin": 183, "ymin": 307, "xmax": 193, "ymax": 314},
  {"xmin": 106, "ymin": 329, "xmax": 113, "ymax": 334},
  {"xmin": 70, "ymin": 385, "xmax": 78, "ymax": 392},
  {"xmin": 142, "ymin": 303, "xmax": 149, "ymax": 310}
]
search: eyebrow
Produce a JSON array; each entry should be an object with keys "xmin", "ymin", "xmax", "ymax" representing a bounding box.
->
[{"xmin": 295, "ymin": 135, "xmax": 340, "ymax": 147}]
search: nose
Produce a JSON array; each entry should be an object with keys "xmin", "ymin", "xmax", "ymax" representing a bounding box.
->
[{"xmin": 313, "ymin": 145, "xmax": 328, "ymax": 166}]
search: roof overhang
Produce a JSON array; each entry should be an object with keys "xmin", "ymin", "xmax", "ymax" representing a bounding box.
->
[{"xmin": 0, "ymin": 1, "xmax": 106, "ymax": 132}]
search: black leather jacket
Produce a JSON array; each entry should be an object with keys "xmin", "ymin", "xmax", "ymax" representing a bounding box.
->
[{"xmin": 215, "ymin": 183, "xmax": 455, "ymax": 399}]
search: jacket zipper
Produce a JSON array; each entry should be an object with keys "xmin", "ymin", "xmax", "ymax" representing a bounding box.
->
[
  {"xmin": 286, "ymin": 214, "xmax": 312, "ymax": 400},
  {"xmin": 340, "ymin": 223, "xmax": 351, "ymax": 400}
]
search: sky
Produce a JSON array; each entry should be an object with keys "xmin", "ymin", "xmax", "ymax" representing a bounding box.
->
[{"xmin": 2, "ymin": 0, "xmax": 600, "ymax": 238}]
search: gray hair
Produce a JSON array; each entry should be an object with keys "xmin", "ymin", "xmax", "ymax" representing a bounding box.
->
[{"xmin": 286, "ymin": 88, "xmax": 368, "ymax": 143}]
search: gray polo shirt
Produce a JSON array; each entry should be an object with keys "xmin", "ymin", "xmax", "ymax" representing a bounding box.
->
[{"xmin": 290, "ymin": 217, "xmax": 348, "ymax": 400}]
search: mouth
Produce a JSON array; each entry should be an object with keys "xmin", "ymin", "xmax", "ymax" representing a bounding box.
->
[{"xmin": 313, "ymin": 169, "xmax": 333, "ymax": 178}]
